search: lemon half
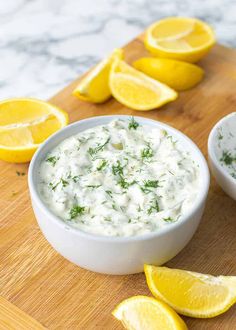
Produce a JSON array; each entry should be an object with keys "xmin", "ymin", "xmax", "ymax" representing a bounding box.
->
[
  {"xmin": 0, "ymin": 98, "xmax": 68, "ymax": 163},
  {"xmin": 112, "ymin": 295, "xmax": 187, "ymax": 330},
  {"xmin": 109, "ymin": 59, "xmax": 177, "ymax": 111},
  {"xmin": 145, "ymin": 17, "xmax": 215, "ymax": 63},
  {"xmin": 145, "ymin": 265, "xmax": 236, "ymax": 318}
]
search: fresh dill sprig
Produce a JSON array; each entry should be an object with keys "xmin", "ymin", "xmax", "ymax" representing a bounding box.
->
[
  {"xmin": 46, "ymin": 156, "xmax": 59, "ymax": 166},
  {"xmin": 69, "ymin": 205, "xmax": 85, "ymax": 219},
  {"xmin": 88, "ymin": 137, "xmax": 110, "ymax": 159},
  {"xmin": 112, "ymin": 160, "xmax": 124, "ymax": 176},
  {"xmin": 167, "ymin": 135, "xmax": 177, "ymax": 145},
  {"xmin": 106, "ymin": 190, "xmax": 113, "ymax": 198},
  {"xmin": 104, "ymin": 216, "xmax": 112, "ymax": 222},
  {"xmin": 147, "ymin": 199, "xmax": 160, "ymax": 215},
  {"xmin": 218, "ymin": 133, "xmax": 223, "ymax": 140},
  {"xmin": 141, "ymin": 146, "xmax": 154, "ymax": 160},
  {"xmin": 163, "ymin": 217, "xmax": 175, "ymax": 222},
  {"xmin": 61, "ymin": 178, "xmax": 69, "ymax": 187},
  {"xmin": 49, "ymin": 181, "xmax": 60, "ymax": 191},
  {"xmin": 220, "ymin": 150, "xmax": 235, "ymax": 166},
  {"xmin": 140, "ymin": 180, "xmax": 160, "ymax": 194},
  {"xmin": 231, "ymin": 172, "xmax": 236, "ymax": 179},
  {"xmin": 86, "ymin": 185, "xmax": 102, "ymax": 188},
  {"xmin": 112, "ymin": 203, "xmax": 117, "ymax": 211},
  {"xmin": 137, "ymin": 205, "xmax": 142, "ymax": 212},
  {"xmin": 141, "ymin": 180, "xmax": 160, "ymax": 194},
  {"xmin": 72, "ymin": 175, "xmax": 80, "ymax": 183},
  {"xmin": 128, "ymin": 117, "xmax": 139, "ymax": 130},
  {"xmin": 49, "ymin": 177, "xmax": 69, "ymax": 191},
  {"xmin": 97, "ymin": 159, "xmax": 107, "ymax": 171},
  {"xmin": 144, "ymin": 180, "xmax": 160, "ymax": 188},
  {"xmin": 118, "ymin": 177, "xmax": 136, "ymax": 189}
]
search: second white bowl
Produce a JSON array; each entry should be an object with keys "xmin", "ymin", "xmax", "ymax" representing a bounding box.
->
[{"xmin": 208, "ymin": 112, "xmax": 236, "ymax": 200}]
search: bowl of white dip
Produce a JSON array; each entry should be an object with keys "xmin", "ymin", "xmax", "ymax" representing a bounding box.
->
[
  {"xmin": 28, "ymin": 115, "xmax": 209, "ymax": 274},
  {"xmin": 208, "ymin": 112, "xmax": 236, "ymax": 200}
]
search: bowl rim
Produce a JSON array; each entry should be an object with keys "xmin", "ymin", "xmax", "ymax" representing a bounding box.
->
[
  {"xmin": 208, "ymin": 112, "xmax": 236, "ymax": 185},
  {"xmin": 28, "ymin": 114, "xmax": 210, "ymax": 243}
]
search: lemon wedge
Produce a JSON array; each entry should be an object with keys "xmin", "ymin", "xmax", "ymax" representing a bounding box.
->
[
  {"xmin": 73, "ymin": 48, "xmax": 123, "ymax": 103},
  {"xmin": 0, "ymin": 98, "xmax": 68, "ymax": 163},
  {"xmin": 109, "ymin": 59, "xmax": 177, "ymax": 111},
  {"xmin": 133, "ymin": 57, "xmax": 204, "ymax": 91},
  {"xmin": 112, "ymin": 295, "xmax": 187, "ymax": 330},
  {"xmin": 144, "ymin": 265, "xmax": 236, "ymax": 318},
  {"xmin": 145, "ymin": 17, "xmax": 215, "ymax": 63}
]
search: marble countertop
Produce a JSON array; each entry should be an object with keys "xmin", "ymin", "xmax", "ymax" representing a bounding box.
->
[{"xmin": 1, "ymin": 0, "xmax": 236, "ymax": 100}]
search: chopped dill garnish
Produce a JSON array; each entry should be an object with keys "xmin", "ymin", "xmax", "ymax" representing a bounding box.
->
[
  {"xmin": 97, "ymin": 159, "xmax": 107, "ymax": 171},
  {"xmin": 46, "ymin": 156, "xmax": 58, "ymax": 166},
  {"xmin": 120, "ymin": 206, "xmax": 126, "ymax": 212},
  {"xmin": 49, "ymin": 177, "xmax": 69, "ymax": 190},
  {"xmin": 218, "ymin": 133, "xmax": 223, "ymax": 140},
  {"xmin": 128, "ymin": 218, "xmax": 132, "ymax": 223},
  {"xmin": 72, "ymin": 175, "xmax": 80, "ymax": 183},
  {"xmin": 220, "ymin": 150, "xmax": 235, "ymax": 166},
  {"xmin": 141, "ymin": 146, "xmax": 154, "ymax": 160},
  {"xmin": 117, "ymin": 177, "xmax": 136, "ymax": 189},
  {"xmin": 49, "ymin": 181, "xmax": 60, "ymax": 191},
  {"xmin": 104, "ymin": 216, "xmax": 112, "ymax": 222},
  {"xmin": 128, "ymin": 117, "xmax": 139, "ymax": 130},
  {"xmin": 78, "ymin": 137, "xmax": 88, "ymax": 144},
  {"xmin": 16, "ymin": 171, "xmax": 26, "ymax": 176},
  {"xmin": 167, "ymin": 135, "xmax": 177, "ymax": 145},
  {"xmin": 112, "ymin": 203, "xmax": 117, "ymax": 210},
  {"xmin": 147, "ymin": 200, "xmax": 160, "ymax": 215},
  {"xmin": 231, "ymin": 172, "xmax": 236, "ymax": 179},
  {"xmin": 144, "ymin": 180, "xmax": 160, "ymax": 188},
  {"xmin": 86, "ymin": 185, "xmax": 101, "ymax": 188},
  {"xmin": 106, "ymin": 190, "xmax": 113, "ymax": 198},
  {"xmin": 137, "ymin": 205, "xmax": 142, "ymax": 212},
  {"xmin": 112, "ymin": 160, "xmax": 124, "ymax": 176},
  {"xmin": 88, "ymin": 137, "xmax": 110, "ymax": 159},
  {"xmin": 141, "ymin": 180, "xmax": 160, "ymax": 194},
  {"xmin": 163, "ymin": 217, "xmax": 175, "ymax": 222},
  {"xmin": 69, "ymin": 205, "xmax": 85, "ymax": 219},
  {"xmin": 61, "ymin": 178, "xmax": 69, "ymax": 187}
]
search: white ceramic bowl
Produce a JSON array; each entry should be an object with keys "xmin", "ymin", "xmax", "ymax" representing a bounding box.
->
[
  {"xmin": 28, "ymin": 115, "xmax": 209, "ymax": 275},
  {"xmin": 208, "ymin": 112, "xmax": 236, "ymax": 200}
]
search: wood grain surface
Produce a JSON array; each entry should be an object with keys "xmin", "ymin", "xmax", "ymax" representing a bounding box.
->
[
  {"xmin": 0, "ymin": 296, "xmax": 46, "ymax": 330},
  {"xmin": 1, "ymin": 33, "xmax": 236, "ymax": 329}
]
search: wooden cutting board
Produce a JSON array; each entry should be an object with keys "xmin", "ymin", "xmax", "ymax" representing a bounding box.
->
[{"xmin": 1, "ymin": 32, "xmax": 236, "ymax": 330}]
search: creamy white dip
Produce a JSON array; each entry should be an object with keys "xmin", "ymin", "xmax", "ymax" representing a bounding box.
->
[
  {"xmin": 215, "ymin": 114, "xmax": 236, "ymax": 180},
  {"xmin": 38, "ymin": 118, "xmax": 200, "ymax": 237}
]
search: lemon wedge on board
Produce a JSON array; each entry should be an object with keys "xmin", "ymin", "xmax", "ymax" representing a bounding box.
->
[
  {"xmin": 0, "ymin": 98, "xmax": 68, "ymax": 163},
  {"xmin": 144, "ymin": 265, "xmax": 236, "ymax": 318},
  {"xmin": 133, "ymin": 57, "xmax": 204, "ymax": 91},
  {"xmin": 112, "ymin": 295, "xmax": 187, "ymax": 330},
  {"xmin": 145, "ymin": 17, "xmax": 215, "ymax": 63},
  {"xmin": 73, "ymin": 48, "xmax": 123, "ymax": 103},
  {"xmin": 109, "ymin": 59, "xmax": 177, "ymax": 111}
]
